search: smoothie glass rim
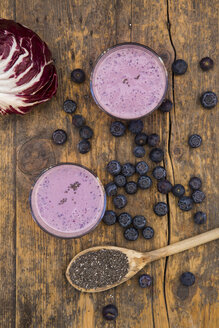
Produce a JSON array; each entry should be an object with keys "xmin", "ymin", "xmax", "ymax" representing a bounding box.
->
[
  {"xmin": 29, "ymin": 162, "xmax": 107, "ymax": 239},
  {"xmin": 90, "ymin": 42, "xmax": 168, "ymax": 120}
]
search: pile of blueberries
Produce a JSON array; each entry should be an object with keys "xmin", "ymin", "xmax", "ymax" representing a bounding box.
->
[{"xmin": 52, "ymin": 69, "xmax": 94, "ymax": 154}]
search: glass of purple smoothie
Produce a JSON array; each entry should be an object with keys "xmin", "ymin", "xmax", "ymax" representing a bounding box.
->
[
  {"xmin": 90, "ymin": 42, "xmax": 168, "ymax": 120},
  {"xmin": 29, "ymin": 163, "xmax": 106, "ymax": 238}
]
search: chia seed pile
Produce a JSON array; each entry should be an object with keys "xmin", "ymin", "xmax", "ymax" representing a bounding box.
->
[{"xmin": 68, "ymin": 249, "xmax": 129, "ymax": 290}]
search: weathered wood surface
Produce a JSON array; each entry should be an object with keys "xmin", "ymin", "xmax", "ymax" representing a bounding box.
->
[{"xmin": 0, "ymin": 0, "xmax": 218, "ymax": 327}]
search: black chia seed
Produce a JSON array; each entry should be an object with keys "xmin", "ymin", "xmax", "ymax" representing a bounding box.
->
[{"xmin": 68, "ymin": 249, "xmax": 129, "ymax": 290}]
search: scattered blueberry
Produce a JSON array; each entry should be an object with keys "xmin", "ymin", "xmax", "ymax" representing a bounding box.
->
[
  {"xmin": 172, "ymin": 59, "xmax": 188, "ymax": 75},
  {"xmin": 77, "ymin": 140, "xmax": 91, "ymax": 154},
  {"xmin": 133, "ymin": 215, "xmax": 146, "ymax": 229},
  {"xmin": 113, "ymin": 194, "xmax": 127, "ymax": 209},
  {"xmin": 199, "ymin": 57, "xmax": 214, "ymax": 71},
  {"xmin": 72, "ymin": 114, "xmax": 86, "ymax": 128},
  {"xmin": 105, "ymin": 182, "xmax": 118, "ymax": 196},
  {"xmin": 149, "ymin": 148, "xmax": 164, "ymax": 163},
  {"xmin": 52, "ymin": 129, "xmax": 67, "ymax": 145},
  {"xmin": 153, "ymin": 202, "xmax": 168, "ymax": 216},
  {"xmin": 135, "ymin": 161, "xmax": 149, "ymax": 175},
  {"xmin": 178, "ymin": 196, "xmax": 193, "ymax": 211},
  {"xmin": 157, "ymin": 180, "xmax": 172, "ymax": 194},
  {"xmin": 138, "ymin": 176, "xmax": 152, "ymax": 190},
  {"xmin": 180, "ymin": 272, "xmax": 195, "ymax": 287},
  {"xmin": 102, "ymin": 210, "xmax": 117, "ymax": 225},
  {"xmin": 124, "ymin": 227, "xmax": 139, "ymax": 241},
  {"xmin": 114, "ymin": 174, "xmax": 126, "ymax": 187},
  {"xmin": 172, "ymin": 184, "xmax": 185, "ymax": 197},
  {"xmin": 188, "ymin": 134, "xmax": 202, "ymax": 148},
  {"xmin": 152, "ymin": 166, "xmax": 166, "ymax": 180},
  {"xmin": 159, "ymin": 99, "xmax": 173, "ymax": 112},
  {"xmin": 194, "ymin": 211, "xmax": 207, "ymax": 224},
  {"xmin": 79, "ymin": 126, "xmax": 93, "ymax": 139},
  {"xmin": 142, "ymin": 227, "xmax": 154, "ymax": 239},
  {"xmin": 107, "ymin": 161, "xmax": 122, "ymax": 176},
  {"xmin": 139, "ymin": 274, "xmax": 152, "ymax": 288},
  {"xmin": 118, "ymin": 212, "xmax": 132, "ymax": 228},
  {"xmin": 148, "ymin": 134, "xmax": 160, "ymax": 147},
  {"xmin": 128, "ymin": 120, "xmax": 144, "ymax": 134},
  {"xmin": 102, "ymin": 304, "xmax": 118, "ymax": 321},
  {"xmin": 122, "ymin": 163, "xmax": 135, "ymax": 177},
  {"xmin": 191, "ymin": 190, "xmax": 206, "ymax": 203},
  {"xmin": 71, "ymin": 68, "xmax": 86, "ymax": 83},
  {"xmin": 189, "ymin": 177, "xmax": 202, "ymax": 190},
  {"xmin": 125, "ymin": 181, "xmax": 138, "ymax": 194},
  {"xmin": 135, "ymin": 132, "xmax": 148, "ymax": 146},
  {"xmin": 200, "ymin": 91, "xmax": 218, "ymax": 109},
  {"xmin": 133, "ymin": 146, "xmax": 145, "ymax": 158},
  {"xmin": 110, "ymin": 121, "xmax": 126, "ymax": 137},
  {"xmin": 63, "ymin": 99, "xmax": 77, "ymax": 114}
]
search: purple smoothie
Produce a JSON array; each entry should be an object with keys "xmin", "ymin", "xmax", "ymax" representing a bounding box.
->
[
  {"xmin": 91, "ymin": 43, "xmax": 167, "ymax": 119},
  {"xmin": 30, "ymin": 164, "xmax": 106, "ymax": 238}
]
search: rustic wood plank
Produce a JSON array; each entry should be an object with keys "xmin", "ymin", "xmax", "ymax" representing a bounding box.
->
[
  {"xmin": 0, "ymin": 2, "xmax": 16, "ymax": 327},
  {"xmin": 166, "ymin": 1, "xmax": 219, "ymax": 327}
]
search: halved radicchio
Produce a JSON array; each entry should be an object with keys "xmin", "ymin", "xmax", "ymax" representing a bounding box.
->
[{"xmin": 0, "ymin": 19, "xmax": 58, "ymax": 114}]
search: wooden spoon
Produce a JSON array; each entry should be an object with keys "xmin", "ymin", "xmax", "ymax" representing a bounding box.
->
[{"xmin": 66, "ymin": 228, "xmax": 219, "ymax": 293}]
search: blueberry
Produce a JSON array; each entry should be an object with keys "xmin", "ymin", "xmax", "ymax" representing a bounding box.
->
[
  {"xmin": 122, "ymin": 163, "xmax": 135, "ymax": 177},
  {"xmin": 194, "ymin": 211, "xmax": 207, "ymax": 224},
  {"xmin": 135, "ymin": 132, "xmax": 148, "ymax": 146},
  {"xmin": 128, "ymin": 120, "xmax": 144, "ymax": 134},
  {"xmin": 139, "ymin": 274, "xmax": 152, "ymax": 288},
  {"xmin": 200, "ymin": 91, "xmax": 218, "ymax": 109},
  {"xmin": 113, "ymin": 194, "xmax": 127, "ymax": 209},
  {"xmin": 148, "ymin": 134, "xmax": 160, "ymax": 147},
  {"xmin": 118, "ymin": 212, "xmax": 132, "ymax": 228},
  {"xmin": 188, "ymin": 134, "xmax": 202, "ymax": 148},
  {"xmin": 152, "ymin": 166, "xmax": 166, "ymax": 180},
  {"xmin": 102, "ymin": 210, "xmax": 117, "ymax": 225},
  {"xmin": 114, "ymin": 174, "xmax": 126, "ymax": 187},
  {"xmin": 199, "ymin": 57, "xmax": 214, "ymax": 71},
  {"xmin": 125, "ymin": 181, "xmax": 138, "ymax": 194},
  {"xmin": 110, "ymin": 121, "xmax": 126, "ymax": 137},
  {"xmin": 133, "ymin": 215, "xmax": 146, "ymax": 229},
  {"xmin": 178, "ymin": 196, "xmax": 193, "ymax": 211},
  {"xmin": 172, "ymin": 59, "xmax": 188, "ymax": 75},
  {"xmin": 157, "ymin": 180, "xmax": 172, "ymax": 194},
  {"xmin": 102, "ymin": 304, "xmax": 118, "ymax": 321},
  {"xmin": 77, "ymin": 140, "xmax": 91, "ymax": 154},
  {"xmin": 180, "ymin": 272, "xmax": 195, "ymax": 287},
  {"xmin": 172, "ymin": 184, "xmax": 185, "ymax": 197},
  {"xmin": 107, "ymin": 161, "xmax": 122, "ymax": 176},
  {"xmin": 153, "ymin": 202, "xmax": 168, "ymax": 216},
  {"xmin": 135, "ymin": 161, "xmax": 149, "ymax": 175},
  {"xmin": 52, "ymin": 129, "xmax": 67, "ymax": 145},
  {"xmin": 79, "ymin": 126, "xmax": 93, "ymax": 139},
  {"xmin": 133, "ymin": 146, "xmax": 145, "ymax": 158},
  {"xmin": 142, "ymin": 226, "xmax": 154, "ymax": 239},
  {"xmin": 149, "ymin": 148, "xmax": 164, "ymax": 163},
  {"xmin": 189, "ymin": 177, "xmax": 202, "ymax": 190},
  {"xmin": 191, "ymin": 190, "xmax": 205, "ymax": 203},
  {"xmin": 71, "ymin": 68, "xmax": 85, "ymax": 83},
  {"xmin": 105, "ymin": 182, "xmax": 118, "ymax": 196},
  {"xmin": 138, "ymin": 176, "xmax": 152, "ymax": 190},
  {"xmin": 124, "ymin": 227, "xmax": 139, "ymax": 241},
  {"xmin": 159, "ymin": 99, "xmax": 173, "ymax": 112},
  {"xmin": 63, "ymin": 99, "xmax": 77, "ymax": 114},
  {"xmin": 72, "ymin": 114, "xmax": 86, "ymax": 128}
]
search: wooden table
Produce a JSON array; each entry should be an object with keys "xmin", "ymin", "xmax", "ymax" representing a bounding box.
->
[{"xmin": 0, "ymin": 1, "xmax": 218, "ymax": 327}]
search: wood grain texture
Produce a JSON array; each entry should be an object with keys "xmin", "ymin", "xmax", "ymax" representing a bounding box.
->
[{"xmin": 0, "ymin": 0, "xmax": 218, "ymax": 327}]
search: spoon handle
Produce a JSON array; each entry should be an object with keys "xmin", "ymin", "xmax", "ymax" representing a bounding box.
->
[{"xmin": 146, "ymin": 228, "xmax": 219, "ymax": 262}]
